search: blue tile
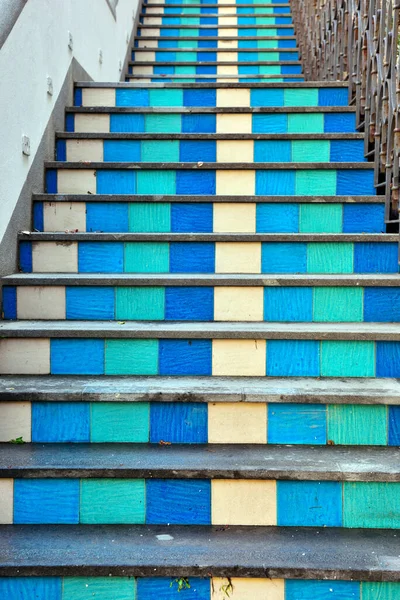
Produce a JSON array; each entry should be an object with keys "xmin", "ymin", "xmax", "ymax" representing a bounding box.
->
[
  {"xmin": 160, "ymin": 28, "xmax": 180, "ymax": 36},
  {"xmin": 238, "ymin": 16, "xmax": 255, "ymax": 24},
  {"xmin": 239, "ymin": 51, "xmax": 258, "ymax": 61},
  {"xmin": 324, "ymin": 113, "xmax": 356, "ymax": 132},
  {"xmin": 179, "ymin": 140, "xmax": 216, "ymax": 162},
  {"xmin": 282, "ymin": 64, "xmax": 302, "ymax": 74},
  {"xmin": 0, "ymin": 578, "xmax": 62, "ymax": 600},
  {"xmin": 198, "ymin": 51, "xmax": 216, "ymax": 61},
  {"xmin": 154, "ymin": 65, "xmax": 175, "ymax": 74},
  {"xmin": 195, "ymin": 77, "xmax": 216, "ymax": 83},
  {"xmin": 330, "ymin": 140, "xmax": 365, "ymax": 162},
  {"xmin": 238, "ymin": 27, "xmax": 256, "ymax": 36},
  {"xmin": 19, "ymin": 241, "xmax": 33, "ymax": 272},
  {"xmin": 256, "ymin": 170, "xmax": 296, "ymax": 195},
  {"xmin": 165, "ymin": 287, "xmax": 213, "ymax": 320},
  {"xmin": 182, "ymin": 114, "xmax": 216, "ymax": 133},
  {"xmin": 262, "ymin": 242, "xmax": 307, "ymax": 272},
  {"xmin": 337, "ymin": 170, "xmax": 375, "ymax": 195},
  {"xmin": 319, "ymin": 88, "xmax": 349, "ymax": 106},
  {"xmin": 137, "ymin": 578, "xmax": 210, "ymax": 599},
  {"xmin": 66, "ymin": 287, "xmax": 115, "ymax": 320},
  {"xmin": 280, "ymin": 52, "xmax": 299, "ymax": 60},
  {"xmin": 86, "ymin": 203, "xmax": 129, "ymax": 232},
  {"xmin": 343, "ymin": 204, "xmax": 385, "ymax": 233},
  {"xmin": 264, "ymin": 287, "xmax": 312, "ymax": 321},
  {"xmin": 78, "ymin": 242, "xmax": 124, "ymax": 273},
  {"xmin": 33, "ymin": 202, "xmax": 44, "ymax": 231},
  {"xmin": 2, "ymin": 286, "xmax": 17, "ymax": 319},
  {"xmin": 46, "ymin": 169, "xmax": 57, "ymax": 193},
  {"xmin": 276, "ymin": 16, "xmax": 292, "ymax": 24},
  {"xmin": 110, "ymin": 114, "xmax": 145, "ymax": 132},
  {"xmin": 103, "ymin": 140, "xmax": 141, "ymax": 162},
  {"xmin": 65, "ymin": 113, "xmax": 75, "ymax": 132},
  {"xmin": 376, "ymin": 342, "xmax": 400, "ymax": 377},
  {"xmin": 147, "ymin": 480, "xmax": 211, "ymax": 524},
  {"xmin": 150, "ymin": 402, "xmax": 208, "ymax": 443},
  {"xmin": 156, "ymin": 51, "xmax": 176, "ymax": 61},
  {"xmin": 96, "ymin": 170, "xmax": 137, "ymax": 194},
  {"xmin": 159, "ymin": 340, "xmax": 212, "ymax": 375},
  {"xmin": 74, "ymin": 88, "xmax": 83, "ymax": 106},
  {"xmin": 116, "ymin": 89, "xmax": 149, "ymax": 106},
  {"xmin": 253, "ymin": 115, "xmax": 287, "ymax": 133},
  {"xmin": 170, "ymin": 242, "xmax": 215, "ymax": 273},
  {"xmin": 171, "ymin": 203, "xmax": 213, "ymax": 232},
  {"xmin": 254, "ymin": 141, "xmax": 291, "ymax": 162},
  {"xmin": 56, "ymin": 139, "xmax": 66, "ymax": 161},
  {"xmin": 32, "ymin": 402, "xmax": 90, "ymax": 442},
  {"xmin": 176, "ymin": 171, "xmax": 216, "ymax": 195},
  {"xmin": 354, "ymin": 242, "xmax": 398, "ymax": 273},
  {"xmin": 51, "ymin": 339, "xmax": 104, "ymax": 375},
  {"xmin": 199, "ymin": 28, "xmax": 218, "ymax": 36},
  {"xmin": 277, "ymin": 27, "xmax": 294, "ymax": 35},
  {"xmin": 389, "ymin": 407, "xmax": 400, "ymax": 445},
  {"xmin": 268, "ymin": 403, "xmax": 327, "ymax": 444},
  {"xmin": 278, "ymin": 481, "xmax": 342, "ymax": 526},
  {"xmin": 256, "ymin": 203, "xmax": 298, "ymax": 232},
  {"xmin": 238, "ymin": 65, "xmax": 259, "ymax": 75},
  {"xmin": 158, "ymin": 39, "xmax": 176, "ymax": 48},
  {"xmin": 199, "ymin": 39, "xmax": 217, "ymax": 48},
  {"xmin": 279, "ymin": 39, "xmax": 297, "ymax": 48},
  {"xmin": 14, "ymin": 480, "xmax": 80, "ymax": 524},
  {"xmin": 267, "ymin": 340, "xmax": 320, "ymax": 376},
  {"xmin": 200, "ymin": 18, "xmax": 218, "ymax": 26},
  {"xmin": 286, "ymin": 580, "xmax": 360, "ymax": 599},
  {"xmin": 364, "ymin": 288, "xmax": 400, "ymax": 322}
]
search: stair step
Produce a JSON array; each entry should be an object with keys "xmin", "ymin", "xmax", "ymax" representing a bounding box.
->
[
  {"xmin": 125, "ymin": 75, "xmax": 305, "ymax": 81},
  {"xmin": 33, "ymin": 193, "xmax": 382, "ymax": 202}
]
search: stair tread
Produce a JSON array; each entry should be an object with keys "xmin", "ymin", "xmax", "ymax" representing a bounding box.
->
[
  {"xmin": 57, "ymin": 132, "xmax": 365, "ymax": 139},
  {"xmin": 0, "ymin": 524, "xmax": 399, "ymax": 578},
  {"xmin": 46, "ymin": 161, "xmax": 370, "ymax": 169},
  {"xmin": 1, "ymin": 443, "xmax": 399, "ymax": 480},
  {"xmin": 68, "ymin": 105, "xmax": 355, "ymax": 112}
]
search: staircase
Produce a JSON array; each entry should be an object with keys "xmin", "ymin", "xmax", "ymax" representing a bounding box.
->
[{"xmin": 1, "ymin": 0, "xmax": 400, "ymax": 598}]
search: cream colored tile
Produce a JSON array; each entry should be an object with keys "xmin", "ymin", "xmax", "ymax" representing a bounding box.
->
[
  {"xmin": 43, "ymin": 202, "xmax": 86, "ymax": 232},
  {"xmin": 215, "ymin": 242, "xmax": 261, "ymax": 273},
  {"xmin": 219, "ymin": 0, "xmax": 235, "ymax": 4},
  {"xmin": 0, "ymin": 340, "xmax": 50, "ymax": 375},
  {"xmin": 219, "ymin": 15, "xmax": 237, "ymax": 25},
  {"xmin": 216, "ymin": 114, "xmax": 252, "ymax": 133},
  {"xmin": 143, "ymin": 16, "xmax": 162, "ymax": 25},
  {"xmin": 74, "ymin": 114, "xmax": 110, "ymax": 133},
  {"xmin": 217, "ymin": 52, "xmax": 238, "ymax": 62},
  {"xmin": 214, "ymin": 286, "xmax": 263, "ymax": 320},
  {"xmin": 211, "ymin": 578, "xmax": 284, "ymax": 600},
  {"xmin": 217, "ymin": 89, "xmax": 250, "ymax": 107},
  {"xmin": 218, "ymin": 39, "xmax": 239, "ymax": 49},
  {"xmin": 217, "ymin": 64, "xmax": 238, "ymax": 75},
  {"xmin": 57, "ymin": 170, "xmax": 96, "ymax": 194},
  {"xmin": 17, "ymin": 287, "xmax": 66, "ymax": 320},
  {"xmin": 212, "ymin": 480, "xmax": 276, "ymax": 525},
  {"xmin": 135, "ymin": 51, "xmax": 156, "ymax": 62},
  {"xmin": 131, "ymin": 66, "xmax": 154, "ymax": 75},
  {"xmin": 213, "ymin": 203, "xmax": 256, "ymax": 232},
  {"xmin": 81, "ymin": 88, "xmax": 115, "ymax": 107},
  {"xmin": 32, "ymin": 242, "xmax": 78, "ymax": 273},
  {"xmin": 219, "ymin": 77, "xmax": 239, "ymax": 83},
  {"xmin": 208, "ymin": 403, "xmax": 267, "ymax": 443},
  {"xmin": 216, "ymin": 141, "xmax": 253, "ymax": 163},
  {"xmin": 218, "ymin": 28, "xmax": 238, "ymax": 37},
  {"xmin": 138, "ymin": 40, "xmax": 158, "ymax": 48},
  {"xmin": 66, "ymin": 140, "xmax": 103, "ymax": 162},
  {"xmin": 0, "ymin": 480, "xmax": 14, "ymax": 524},
  {"xmin": 140, "ymin": 28, "xmax": 160, "ymax": 36},
  {"xmin": 219, "ymin": 6, "xmax": 236, "ymax": 14},
  {"xmin": 0, "ymin": 403, "xmax": 31, "ymax": 442},
  {"xmin": 212, "ymin": 339, "xmax": 266, "ymax": 375},
  {"xmin": 145, "ymin": 7, "xmax": 159, "ymax": 14},
  {"xmin": 216, "ymin": 170, "xmax": 255, "ymax": 194}
]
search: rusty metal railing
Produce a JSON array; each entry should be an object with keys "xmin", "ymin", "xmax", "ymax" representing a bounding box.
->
[{"xmin": 291, "ymin": 0, "xmax": 400, "ymax": 226}]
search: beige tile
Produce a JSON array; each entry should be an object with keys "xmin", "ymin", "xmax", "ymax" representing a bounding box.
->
[
  {"xmin": 219, "ymin": 15, "xmax": 237, "ymax": 25},
  {"xmin": 218, "ymin": 28, "xmax": 238, "ymax": 37},
  {"xmin": 81, "ymin": 88, "xmax": 115, "ymax": 107},
  {"xmin": 216, "ymin": 114, "xmax": 252, "ymax": 133},
  {"xmin": 43, "ymin": 202, "xmax": 86, "ymax": 232},
  {"xmin": 0, "ymin": 340, "xmax": 50, "ymax": 375},
  {"xmin": 217, "ymin": 52, "xmax": 238, "ymax": 62},
  {"xmin": 212, "ymin": 480, "xmax": 276, "ymax": 525},
  {"xmin": 0, "ymin": 480, "xmax": 14, "ymax": 524},
  {"xmin": 66, "ymin": 140, "xmax": 103, "ymax": 162},
  {"xmin": 74, "ymin": 114, "xmax": 110, "ymax": 133},
  {"xmin": 140, "ymin": 28, "xmax": 160, "ymax": 36},
  {"xmin": 212, "ymin": 578, "xmax": 284, "ymax": 600},
  {"xmin": 143, "ymin": 16, "xmax": 162, "ymax": 25},
  {"xmin": 215, "ymin": 242, "xmax": 261, "ymax": 273},
  {"xmin": 219, "ymin": 77, "xmax": 239, "ymax": 83},
  {"xmin": 214, "ymin": 203, "xmax": 256, "ymax": 232},
  {"xmin": 217, "ymin": 64, "xmax": 238, "ymax": 75},
  {"xmin": 131, "ymin": 66, "xmax": 154, "ymax": 75},
  {"xmin": 217, "ymin": 140, "xmax": 253, "ymax": 163},
  {"xmin": 0, "ymin": 403, "xmax": 31, "ymax": 442},
  {"xmin": 220, "ymin": 6, "xmax": 236, "ymax": 14},
  {"xmin": 17, "ymin": 287, "xmax": 66, "ymax": 320},
  {"xmin": 135, "ymin": 51, "xmax": 156, "ymax": 62},
  {"xmin": 212, "ymin": 339, "xmax": 266, "ymax": 375},
  {"xmin": 145, "ymin": 7, "xmax": 159, "ymax": 14},
  {"xmin": 216, "ymin": 170, "xmax": 255, "ymax": 195},
  {"xmin": 32, "ymin": 242, "xmax": 78, "ymax": 273},
  {"xmin": 138, "ymin": 40, "xmax": 158, "ymax": 48},
  {"xmin": 214, "ymin": 286, "xmax": 263, "ymax": 320},
  {"xmin": 57, "ymin": 169, "xmax": 96, "ymax": 194},
  {"xmin": 208, "ymin": 403, "xmax": 267, "ymax": 443},
  {"xmin": 218, "ymin": 39, "xmax": 239, "ymax": 49},
  {"xmin": 217, "ymin": 89, "xmax": 249, "ymax": 107}
]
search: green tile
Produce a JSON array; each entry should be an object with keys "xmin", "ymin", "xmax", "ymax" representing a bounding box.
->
[
  {"xmin": 307, "ymin": 242, "xmax": 354, "ymax": 273},
  {"xmin": 129, "ymin": 203, "xmax": 171, "ymax": 232},
  {"xmin": 80, "ymin": 479, "xmax": 145, "ymax": 524},
  {"xmin": 292, "ymin": 140, "xmax": 330, "ymax": 162},
  {"xmin": 259, "ymin": 52, "xmax": 279, "ymax": 61},
  {"xmin": 181, "ymin": 7, "xmax": 198, "ymax": 13},
  {"xmin": 184, "ymin": 29, "xmax": 199, "ymax": 36},
  {"xmin": 254, "ymin": 6, "xmax": 273, "ymax": 13},
  {"xmin": 175, "ymin": 65, "xmax": 196, "ymax": 74},
  {"xmin": 116, "ymin": 287, "xmax": 165, "ymax": 320},
  {"xmin": 313, "ymin": 287, "xmax": 363, "ymax": 322},
  {"xmin": 63, "ymin": 577, "xmax": 136, "ymax": 600},
  {"xmin": 149, "ymin": 89, "xmax": 183, "ymax": 107},
  {"xmin": 296, "ymin": 170, "xmax": 337, "ymax": 195},
  {"xmin": 178, "ymin": 40, "xmax": 197, "ymax": 48},
  {"xmin": 259, "ymin": 65, "xmax": 280, "ymax": 74},
  {"xmin": 299, "ymin": 204, "xmax": 342, "ymax": 232},
  {"xmin": 91, "ymin": 402, "xmax": 150, "ymax": 442},
  {"xmin": 284, "ymin": 89, "xmax": 318, "ymax": 106},
  {"xmin": 343, "ymin": 482, "xmax": 400, "ymax": 528},
  {"xmin": 321, "ymin": 341, "xmax": 375, "ymax": 377},
  {"xmin": 181, "ymin": 16, "xmax": 200, "ymax": 24},
  {"xmin": 328, "ymin": 404, "xmax": 387, "ymax": 445},
  {"xmin": 124, "ymin": 242, "xmax": 169, "ymax": 273},
  {"xmin": 258, "ymin": 40, "xmax": 276, "ymax": 48},
  {"xmin": 176, "ymin": 78, "xmax": 196, "ymax": 83},
  {"xmin": 141, "ymin": 141, "xmax": 179, "ymax": 163},
  {"xmin": 257, "ymin": 28, "xmax": 277, "ymax": 36},
  {"xmin": 362, "ymin": 582, "xmax": 400, "ymax": 600},
  {"xmin": 137, "ymin": 171, "xmax": 176, "ymax": 194},
  {"xmin": 288, "ymin": 113, "xmax": 324, "ymax": 133},
  {"xmin": 145, "ymin": 114, "xmax": 181, "ymax": 133},
  {"xmin": 105, "ymin": 339, "xmax": 158, "ymax": 375},
  {"xmin": 256, "ymin": 16, "xmax": 274, "ymax": 23},
  {"xmin": 179, "ymin": 51, "xmax": 197, "ymax": 61}
]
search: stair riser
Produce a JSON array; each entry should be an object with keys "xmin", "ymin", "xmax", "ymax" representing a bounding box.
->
[
  {"xmin": 126, "ymin": 75, "xmax": 304, "ymax": 82},
  {"xmin": 131, "ymin": 49, "xmax": 299, "ymax": 60},
  {"xmin": 128, "ymin": 64, "xmax": 302, "ymax": 76},
  {"xmin": 18, "ymin": 241, "xmax": 397, "ymax": 274},
  {"xmin": 1, "ymin": 477, "xmax": 399, "ymax": 527},
  {"xmin": 135, "ymin": 37, "xmax": 297, "ymax": 47},
  {"xmin": 137, "ymin": 26, "xmax": 295, "ymax": 34},
  {"xmin": 4, "ymin": 285, "xmax": 398, "ymax": 322},
  {"xmin": 1, "ymin": 400, "xmax": 399, "ymax": 445},
  {"xmin": 143, "ymin": 6, "xmax": 292, "ymax": 13},
  {"xmin": 139, "ymin": 16, "xmax": 293, "ymax": 24},
  {"xmin": 1, "ymin": 338, "xmax": 399, "ymax": 377}
]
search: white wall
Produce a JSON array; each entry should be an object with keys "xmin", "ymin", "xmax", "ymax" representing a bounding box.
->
[{"xmin": 0, "ymin": 0, "xmax": 139, "ymax": 246}]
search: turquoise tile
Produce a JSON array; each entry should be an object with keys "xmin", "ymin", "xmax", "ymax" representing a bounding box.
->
[
  {"xmin": 313, "ymin": 287, "xmax": 363, "ymax": 322},
  {"xmin": 80, "ymin": 479, "xmax": 145, "ymax": 524},
  {"xmin": 124, "ymin": 242, "xmax": 169, "ymax": 273},
  {"xmin": 116, "ymin": 287, "xmax": 165, "ymax": 320},
  {"xmin": 91, "ymin": 402, "xmax": 150, "ymax": 442},
  {"xmin": 63, "ymin": 577, "xmax": 135, "ymax": 600},
  {"xmin": 105, "ymin": 340, "xmax": 158, "ymax": 375},
  {"xmin": 299, "ymin": 204, "xmax": 342, "ymax": 232},
  {"xmin": 145, "ymin": 114, "xmax": 181, "ymax": 133},
  {"xmin": 128, "ymin": 203, "xmax": 171, "ymax": 232},
  {"xmin": 362, "ymin": 582, "xmax": 400, "ymax": 600},
  {"xmin": 149, "ymin": 89, "xmax": 183, "ymax": 106},
  {"xmin": 284, "ymin": 88, "xmax": 318, "ymax": 106},
  {"xmin": 141, "ymin": 141, "xmax": 179, "ymax": 162},
  {"xmin": 321, "ymin": 341, "xmax": 375, "ymax": 377},
  {"xmin": 137, "ymin": 171, "xmax": 176, "ymax": 195},
  {"xmin": 296, "ymin": 170, "xmax": 337, "ymax": 195},
  {"xmin": 344, "ymin": 482, "xmax": 400, "ymax": 528},
  {"xmin": 307, "ymin": 243, "xmax": 354, "ymax": 273},
  {"xmin": 328, "ymin": 404, "xmax": 387, "ymax": 445},
  {"xmin": 288, "ymin": 113, "xmax": 324, "ymax": 133}
]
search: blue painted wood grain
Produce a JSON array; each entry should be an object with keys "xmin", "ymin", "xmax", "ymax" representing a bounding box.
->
[
  {"xmin": 137, "ymin": 577, "xmax": 210, "ymax": 598},
  {"xmin": 96, "ymin": 170, "xmax": 137, "ymax": 194},
  {"xmin": 330, "ymin": 140, "xmax": 365, "ymax": 163},
  {"xmin": 51, "ymin": 339, "xmax": 104, "ymax": 375},
  {"xmin": 256, "ymin": 170, "xmax": 296, "ymax": 195},
  {"xmin": 65, "ymin": 113, "xmax": 75, "ymax": 132},
  {"xmin": 252, "ymin": 114, "xmax": 288, "ymax": 133},
  {"xmin": 33, "ymin": 202, "xmax": 44, "ymax": 231},
  {"xmin": 56, "ymin": 139, "xmax": 66, "ymax": 161},
  {"xmin": 91, "ymin": 402, "xmax": 149, "ymax": 443},
  {"xmin": 171, "ymin": 203, "xmax": 213, "ymax": 232},
  {"xmin": 137, "ymin": 171, "xmax": 176, "ymax": 195},
  {"xmin": 14, "ymin": 479, "xmax": 80, "ymax": 524},
  {"xmin": 165, "ymin": 287, "xmax": 213, "ymax": 320},
  {"xmin": 343, "ymin": 204, "xmax": 385, "ymax": 233},
  {"xmin": 176, "ymin": 171, "xmax": 216, "ymax": 195},
  {"xmin": 389, "ymin": 407, "xmax": 400, "ymax": 445},
  {"xmin": 318, "ymin": 88, "xmax": 348, "ymax": 106},
  {"xmin": 336, "ymin": 170, "xmax": 375, "ymax": 195},
  {"xmin": 376, "ymin": 342, "xmax": 400, "ymax": 377},
  {"xmin": 86, "ymin": 203, "xmax": 129, "ymax": 232},
  {"xmin": 150, "ymin": 402, "xmax": 208, "ymax": 443},
  {"xmin": 362, "ymin": 583, "xmax": 400, "ymax": 600},
  {"xmin": 256, "ymin": 203, "xmax": 299, "ymax": 232},
  {"xmin": 179, "ymin": 140, "xmax": 216, "ymax": 162},
  {"xmin": 146, "ymin": 480, "xmax": 211, "ymax": 524},
  {"xmin": 125, "ymin": 242, "xmax": 169, "ymax": 273},
  {"xmin": 46, "ymin": 169, "xmax": 57, "ymax": 193},
  {"xmin": 286, "ymin": 580, "xmax": 360, "ymax": 599},
  {"xmin": 170, "ymin": 242, "xmax": 215, "ymax": 273},
  {"xmin": 324, "ymin": 113, "xmax": 356, "ymax": 132},
  {"xmin": 105, "ymin": 339, "xmax": 158, "ymax": 375},
  {"xmin": 277, "ymin": 481, "xmax": 343, "ymax": 526},
  {"xmin": 251, "ymin": 89, "xmax": 284, "ymax": 106},
  {"xmin": 66, "ymin": 287, "xmax": 115, "ymax": 320},
  {"xmin": 354, "ymin": 243, "xmax": 398, "ymax": 273},
  {"xmin": 0, "ymin": 577, "xmax": 62, "ymax": 600},
  {"xmin": 268, "ymin": 403, "xmax": 327, "ymax": 444},
  {"xmin": 254, "ymin": 141, "xmax": 291, "ymax": 162},
  {"xmin": 264, "ymin": 287, "xmax": 313, "ymax": 321},
  {"xmin": 63, "ymin": 577, "xmax": 136, "ymax": 600},
  {"xmin": 19, "ymin": 241, "xmax": 32, "ymax": 272},
  {"xmin": 74, "ymin": 88, "xmax": 83, "ymax": 106},
  {"xmin": 32, "ymin": 402, "xmax": 90, "ymax": 442},
  {"xmin": 2, "ymin": 286, "xmax": 16, "ymax": 319},
  {"xmin": 159, "ymin": 340, "xmax": 212, "ymax": 375},
  {"xmin": 103, "ymin": 141, "xmax": 141, "ymax": 162},
  {"xmin": 262, "ymin": 242, "xmax": 307, "ymax": 273},
  {"xmin": 78, "ymin": 242, "xmax": 124, "ymax": 273},
  {"xmin": 321, "ymin": 341, "xmax": 375, "ymax": 377},
  {"xmin": 80, "ymin": 479, "xmax": 145, "ymax": 524},
  {"xmin": 110, "ymin": 114, "xmax": 145, "ymax": 132},
  {"xmin": 364, "ymin": 288, "xmax": 400, "ymax": 322},
  {"xmin": 183, "ymin": 89, "xmax": 216, "ymax": 107},
  {"xmin": 267, "ymin": 340, "xmax": 320, "ymax": 376},
  {"xmin": 116, "ymin": 88, "xmax": 149, "ymax": 106},
  {"xmin": 182, "ymin": 114, "xmax": 216, "ymax": 133}
]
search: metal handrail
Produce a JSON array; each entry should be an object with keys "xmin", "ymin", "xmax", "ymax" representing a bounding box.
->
[{"xmin": 291, "ymin": 0, "xmax": 400, "ymax": 225}]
